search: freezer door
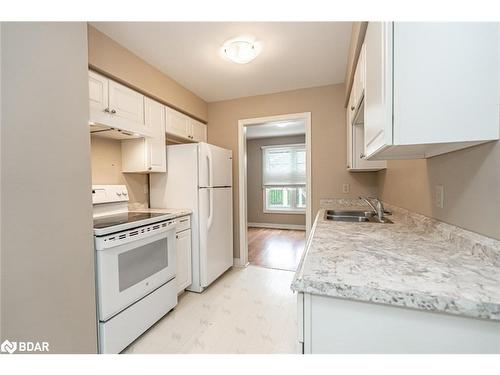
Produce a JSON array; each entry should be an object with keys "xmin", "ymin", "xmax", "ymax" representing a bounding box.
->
[
  {"xmin": 198, "ymin": 187, "xmax": 233, "ymax": 287},
  {"xmin": 198, "ymin": 143, "xmax": 232, "ymax": 188}
]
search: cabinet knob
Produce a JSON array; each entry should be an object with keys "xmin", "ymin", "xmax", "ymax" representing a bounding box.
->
[
  {"xmin": 350, "ymin": 105, "xmax": 355, "ymax": 111},
  {"xmin": 148, "ymin": 167, "xmax": 152, "ymax": 171},
  {"xmin": 110, "ymin": 109, "xmax": 117, "ymax": 114},
  {"xmin": 360, "ymin": 153, "xmax": 366, "ymax": 159},
  {"xmin": 104, "ymin": 108, "xmax": 110, "ymax": 113}
]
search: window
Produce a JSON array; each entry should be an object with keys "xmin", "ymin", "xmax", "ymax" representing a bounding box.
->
[{"xmin": 262, "ymin": 144, "xmax": 306, "ymax": 213}]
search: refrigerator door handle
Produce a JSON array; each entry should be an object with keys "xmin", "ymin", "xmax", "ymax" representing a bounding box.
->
[
  {"xmin": 207, "ymin": 145, "xmax": 214, "ymax": 188},
  {"xmin": 207, "ymin": 188, "xmax": 214, "ymax": 230}
]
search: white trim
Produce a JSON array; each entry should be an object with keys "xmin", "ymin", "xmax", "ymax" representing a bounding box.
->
[
  {"xmin": 238, "ymin": 112, "xmax": 312, "ymax": 267},
  {"xmin": 262, "ymin": 187, "xmax": 306, "ymax": 214},
  {"xmin": 262, "ymin": 209, "xmax": 305, "ymax": 215},
  {"xmin": 260, "ymin": 143, "xmax": 305, "ymax": 150},
  {"xmin": 248, "ymin": 222, "xmax": 306, "ymax": 231},
  {"xmin": 233, "ymin": 258, "xmax": 249, "ymax": 268}
]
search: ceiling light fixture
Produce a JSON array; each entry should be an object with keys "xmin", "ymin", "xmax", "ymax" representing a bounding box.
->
[{"xmin": 222, "ymin": 37, "xmax": 261, "ymax": 64}]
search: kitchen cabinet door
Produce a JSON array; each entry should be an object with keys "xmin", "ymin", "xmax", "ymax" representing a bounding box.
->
[
  {"xmin": 108, "ymin": 80, "xmax": 145, "ymax": 133},
  {"xmin": 364, "ymin": 22, "xmax": 499, "ymax": 160},
  {"xmin": 89, "ymin": 70, "xmax": 109, "ymax": 111},
  {"xmin": 166, "ymin": 107, "xmax": 190, "ymax": 140},
  {"xmin": 145, "ymin": 98, "xmax": 166, "ymax": 172},
  {"xmin": 346, "ymin": 95, "xmax": 355, "ymax": 170},
  {"xmin": 364, "ymin": 22, "xmax": 393, "ymax": 159},
  {"xmin": 351, "ymin": 124, "xmax": 386, "ymax": 171},
  {"xmin": 89, "ymin": 71, "xmax": 112, "ymax": 126},
  {"xmin": 190, "ymin": 118, "xmax": 207, "ymax": 142},
  {"xmin": 176, "ymin": 229, "xmax": 192, "ymax": 294}
]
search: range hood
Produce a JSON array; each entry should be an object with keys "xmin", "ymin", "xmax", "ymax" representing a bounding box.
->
[{"xmin": 90, "ymin": 122, "xmax": 145, "ymax": 140}]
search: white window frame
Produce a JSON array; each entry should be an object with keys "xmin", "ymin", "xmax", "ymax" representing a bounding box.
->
[{"xmin": 261, "ymin": 144, "xmax": 306, "ymax": 215}]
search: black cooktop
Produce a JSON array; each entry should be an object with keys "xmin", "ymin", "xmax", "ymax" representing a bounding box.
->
[{"xmin": 93, "ymin": 212, "xmax": 166, "ymax": 229}]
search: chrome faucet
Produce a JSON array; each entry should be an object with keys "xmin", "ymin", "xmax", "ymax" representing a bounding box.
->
[{"xmin": 359, "ymin": 197, "xmax": 388, "ymax": 222}]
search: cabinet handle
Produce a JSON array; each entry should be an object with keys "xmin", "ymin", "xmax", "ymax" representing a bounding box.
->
[
  {"xmin": 110, "ymin": 109, "xmax": 116, "ymax": 114},
  {"xmin": 176, "ymin": 235, "xmax": 179, "ymax": 239}
]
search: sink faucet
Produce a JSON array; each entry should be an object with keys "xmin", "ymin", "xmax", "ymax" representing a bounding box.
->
[{"xmin": 359, "ymin": 197, "xmax": 387, "ymax": 222}]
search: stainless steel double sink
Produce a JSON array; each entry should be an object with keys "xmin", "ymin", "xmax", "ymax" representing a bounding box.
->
[{"xmin": 324, "ymin": 210, "xmax": 393, "ymax": 223}]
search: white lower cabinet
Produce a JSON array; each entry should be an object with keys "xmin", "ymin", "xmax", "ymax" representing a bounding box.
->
[
  {"xmin": 298, "ymin": 293, "xmax": 500, "ymax": 354},
  {"xmin": 175, "ymin": 216, "xmax": 192, "ymax": 294}
]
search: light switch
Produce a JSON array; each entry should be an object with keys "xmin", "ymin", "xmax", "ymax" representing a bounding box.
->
[
  {"xmin": 435, "ymin": 185, "xmax": 444, "ymax": 209},
  {"xmin": 342, "ymin": 183, "xmax": 350, "ymax": 194}
]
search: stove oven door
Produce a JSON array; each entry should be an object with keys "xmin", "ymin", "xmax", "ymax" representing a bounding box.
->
[{"xmin": 96, "ymin": 226, "xmax": 176, "ymax": 322}]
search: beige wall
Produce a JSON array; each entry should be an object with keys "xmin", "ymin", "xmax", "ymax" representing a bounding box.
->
[
  {"xmin": 90, "ymin": 136, "xmax": 149, "ymax": 209},
  {"xmin": 379, "ymin": 140, "xmax": 500, "ymax": 240},
  {"xmin": 1, "ymin": 23, "xmax": 97, "ymax": 353},
  {"xmin": 87, "ymin": 25, "xmax": 208, "ymax": 122},
  {"xmin": 247, "ymin": 135, "xmax": 306, "ymax": 227},
  {"xmin": 208, "ymin": 84, "xmax": 379, "ymax": 258}
]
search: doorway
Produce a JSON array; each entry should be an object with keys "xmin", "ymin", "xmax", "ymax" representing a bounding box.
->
[{"xmin": 237, "ymin": 113, "xmax": 311, "ymax": 270}]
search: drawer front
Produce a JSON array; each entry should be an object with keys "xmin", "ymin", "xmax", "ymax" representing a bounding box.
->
[{"xmin": 176, "ymin": 215, "xmax": 191, "ymax": 233}]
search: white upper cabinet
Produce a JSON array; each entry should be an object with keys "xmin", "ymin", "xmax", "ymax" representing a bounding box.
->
[
  {"xmin": 89, "ymin": 70, "xmax": 109, "ymax": 112},
  {"xmin": 364, "ymin": 22, "xmax": 500, "ymax": 160},
  {"xmin": 166, "ymin": 107, "xmax": 207, "ymax": 142},
  {"xmin": 89, "ymin": 70, "xmax": 148, "ymax": 136},
  {"xmin": 108, "ymin": 80, "xmax": 145, "ymax": 133},
  {"xmin": 166, "ymin": 107, "xmax": 191, "ymax": 139},
  {"xmin": 351, "ymin": 43, "xmax": 366, "ymax": 114},
  {"xmin": 122, "ymin": 98, "xmax": 166, "ymax": 173},
  {"xmin": 190, "ymin": 118, "xmax": 208, "ymax": 142},
  {"xmin": 145, "ymin": 98, "xmax": 167, "ymax": 172},
  {"xmin": 347, "ymin": 43, "xmax": 386, "ymax": 172}
]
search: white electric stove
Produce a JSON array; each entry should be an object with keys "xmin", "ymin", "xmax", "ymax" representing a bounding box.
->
[{"xmin": 92, "ymin": 185, "xmax": 178, "ymax": 354}]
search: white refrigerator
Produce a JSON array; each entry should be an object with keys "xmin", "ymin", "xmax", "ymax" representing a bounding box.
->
[{"xmin": 150, "ymin": 142, "xmax": 233, "ymax": 293}]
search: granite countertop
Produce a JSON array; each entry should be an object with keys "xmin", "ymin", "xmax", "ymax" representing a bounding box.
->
[
  {"xmin": 144, "ymin": 208, "xmax": 192, "ymax": 218},
  {"xmin": 291, "ymin": 199, "xmax": 500, "ymax": 321}
]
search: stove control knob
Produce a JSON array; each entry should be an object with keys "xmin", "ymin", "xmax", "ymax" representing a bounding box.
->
[
  {"xmin": 116, "ymin": 192, "xmax": 122, "ymax": 196},
  {"xmin": 122, "ymin": 191, "xmax": 128, "ymax": 196}
]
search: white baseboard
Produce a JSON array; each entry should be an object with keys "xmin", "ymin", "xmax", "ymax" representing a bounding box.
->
[
  {"xmin": 247, "ymin": 222, "xmax": 306, "ymax": 231},
  {"xmin": 233, "ymin": 258, "xmax": 249, "ymax": 267}
]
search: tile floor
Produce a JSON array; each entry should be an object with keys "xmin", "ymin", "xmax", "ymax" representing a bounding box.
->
[{"xmin": 123, "ymin": 265, "xmax": 299, "ymax": 354}]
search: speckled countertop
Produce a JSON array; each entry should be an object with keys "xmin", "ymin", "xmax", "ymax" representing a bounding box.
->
[
  {"xmin": 291, "ymin": 199, "xmax": 500, "ymax": 321},
  {"xmin": 144, "ymin": 208, "xmax": 192, "ymax": 218}
]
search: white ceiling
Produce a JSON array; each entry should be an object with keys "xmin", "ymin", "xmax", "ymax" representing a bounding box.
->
[
  {"xmin": 246, "ymin": 119, "xmax": 305, "ymax": 140},
  {"xmin": 90, "ymin": 22, "xmax": 352, "ymax": 102}
]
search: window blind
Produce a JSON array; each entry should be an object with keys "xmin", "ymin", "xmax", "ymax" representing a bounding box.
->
[{"xmin": 262, "ymin": 144, "xmax": 306, "ymax": 186}]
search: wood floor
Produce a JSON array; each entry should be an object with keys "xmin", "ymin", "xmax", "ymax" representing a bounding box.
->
[{"xmin": 248, "ymin": 227, "xmax": 306, "ymax": 271}]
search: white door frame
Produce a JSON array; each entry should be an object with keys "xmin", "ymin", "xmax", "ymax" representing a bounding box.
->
[{"xmin": 236, "ymin": 112, "xmax": 312, "ymax": 267}]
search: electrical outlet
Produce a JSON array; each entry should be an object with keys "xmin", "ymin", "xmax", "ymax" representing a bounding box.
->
[
  {"xmin": 435, "ymin": 185, "xmax": 444, "ymax": 209},
  {"xmin": 342, "ymin": 183, "xmax": 350, "ymax": 194}
]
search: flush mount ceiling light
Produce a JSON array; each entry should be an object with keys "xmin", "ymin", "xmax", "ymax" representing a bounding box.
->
[{"xmin": 222, "ymin": 37, "xmax": 261, "ymax": 64}]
